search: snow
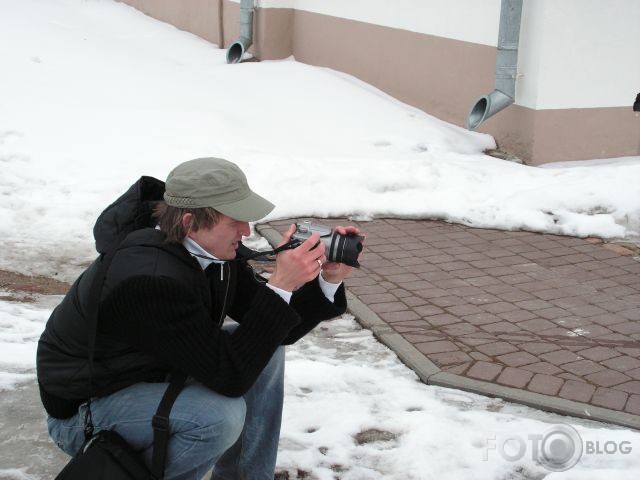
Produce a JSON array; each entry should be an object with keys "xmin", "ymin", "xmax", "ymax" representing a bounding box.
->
[
  {"xmin": 1, "ymin": 0, "xmax": 639, "ymax": 282},
  {"xmin": 1, "ymin": 0, "xmax": 639, "ymax": 478},
  {"xmin": 2, "ymin": 295, "xmax": 639, "ymax": 478}
]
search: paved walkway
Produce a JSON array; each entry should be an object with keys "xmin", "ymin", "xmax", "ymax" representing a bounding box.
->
[{"xmin": 258, "ymin": 218, "xmax": 640, "ymax": 430}]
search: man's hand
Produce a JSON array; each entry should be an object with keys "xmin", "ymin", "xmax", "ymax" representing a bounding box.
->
[
  {"xmin": 268, "ymin": 224, "xmax": 327, "ymax": 292},
  {"xmin": 321, "ymin": 225, "xmax": 363, "ymax": 284}
]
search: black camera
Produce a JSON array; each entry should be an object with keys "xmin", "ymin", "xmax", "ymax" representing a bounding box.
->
[{"xmin": 291, "ymin": 221, "xmax": 364, "ymax": 268}]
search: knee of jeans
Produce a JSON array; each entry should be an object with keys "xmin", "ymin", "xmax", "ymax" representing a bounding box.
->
[{"xmin": 202, "ymin": 397, "xmax": 246, "ymax": 448}]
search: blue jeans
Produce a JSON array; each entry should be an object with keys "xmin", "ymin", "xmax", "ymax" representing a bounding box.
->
[{"xmin": 47, "ymin": 346, "xmax": 285, "ymax": 480}]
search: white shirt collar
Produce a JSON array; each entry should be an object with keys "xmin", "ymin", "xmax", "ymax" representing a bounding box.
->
[{"xmin": 182, "ymin": 236, "xmax": 226, "ymax": 270}]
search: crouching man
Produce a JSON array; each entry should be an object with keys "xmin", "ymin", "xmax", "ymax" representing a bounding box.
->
[{"xmin": 37, "ymin": 157, "xmax": 360, "ymax": 479}]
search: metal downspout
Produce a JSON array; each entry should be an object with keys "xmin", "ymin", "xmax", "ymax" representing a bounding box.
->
[
  {"xmin": 467, "ymin": 0, "xmax": 523, "ymax": 130},
  {"xmin": 226, "ymin": 0, "xmax": 255, "ymax": 64}
]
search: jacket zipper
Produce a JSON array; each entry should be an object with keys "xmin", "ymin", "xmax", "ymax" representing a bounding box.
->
[{"xmin": 218, "ymin": 262, "xmax": 230, "ymax": 326}]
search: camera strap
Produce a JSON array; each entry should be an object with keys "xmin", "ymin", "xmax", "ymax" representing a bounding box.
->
[{"xmin": 237, "ymin": 240, "xmax": 300, "ymax": 262}]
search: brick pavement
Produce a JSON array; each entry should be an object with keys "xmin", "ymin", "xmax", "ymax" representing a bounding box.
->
[{"xmin": 259, "ymin": 218, "xmax": 640, "ymax": 426}]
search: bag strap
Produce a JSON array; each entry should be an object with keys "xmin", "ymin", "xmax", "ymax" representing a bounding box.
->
[
  {"xmin": 151, "ymin": 372, "xmax": 188, "ymax": 480},
  {"xmin": 83, "ymin": 228, "xmax": 186, "ymax": 479}
]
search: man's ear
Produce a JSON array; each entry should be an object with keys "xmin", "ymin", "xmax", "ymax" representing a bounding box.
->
[{"xmin": 181, "ymin": 213, "xmax": 193, "ymax": 235}]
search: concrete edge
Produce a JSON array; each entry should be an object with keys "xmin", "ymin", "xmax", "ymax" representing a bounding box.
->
[{"xmin": 255, "ymin": 224, "xmax": 640, "ymax": 431}]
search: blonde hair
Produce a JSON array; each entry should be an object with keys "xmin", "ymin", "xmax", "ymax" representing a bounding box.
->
[{"xmin": 152, "ymin": 201, "xmax": 219, "ymax": 243}]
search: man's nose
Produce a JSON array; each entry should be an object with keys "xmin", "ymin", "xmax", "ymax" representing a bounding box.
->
[{"xmin": 239, "ymin": 222, "xmax": 251, "ymax": 237}]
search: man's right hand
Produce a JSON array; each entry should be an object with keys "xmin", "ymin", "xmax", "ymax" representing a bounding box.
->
[{"xmin": 267, "ymin": 224, "xmax": 327, "ymax": 292}]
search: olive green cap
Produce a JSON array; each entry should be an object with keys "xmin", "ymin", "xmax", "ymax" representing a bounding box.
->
[{"xmin": 164, "ymin": 157, "xmax": 274, "ymax": 222}]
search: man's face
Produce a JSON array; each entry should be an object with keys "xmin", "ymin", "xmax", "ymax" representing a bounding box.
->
[{"xmin": 187, "ymin": 213, "xmax": 251, "ymax": 260}]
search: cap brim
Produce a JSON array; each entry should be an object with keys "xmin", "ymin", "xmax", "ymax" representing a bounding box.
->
[{"xmin": 215, "ymin": 191, "xmax": 275, "ymax": 222}]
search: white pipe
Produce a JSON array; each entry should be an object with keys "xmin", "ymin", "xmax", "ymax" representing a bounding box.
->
[
  {"xmin": 467, "ymin": 0, "xmax": 523, "ymax": 130},
  {"xmin": 226, "ymin": 0, "xmax": 255, "ymax": 64}
]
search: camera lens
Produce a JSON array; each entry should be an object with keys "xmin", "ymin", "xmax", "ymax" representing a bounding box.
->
[{"xmin": 327, "ymin": 232, "xmax": 363, "ymax": 268}]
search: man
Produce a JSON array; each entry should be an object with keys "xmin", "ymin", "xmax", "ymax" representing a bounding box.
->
[{"xmin": 37, "ymin": 157, "xmax": 360, "ymax": 479}]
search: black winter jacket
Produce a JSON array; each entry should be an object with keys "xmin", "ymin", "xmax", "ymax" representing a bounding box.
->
[{"xmin": 36, "ymin": 177, "xmax": 346, "ymax": 418}]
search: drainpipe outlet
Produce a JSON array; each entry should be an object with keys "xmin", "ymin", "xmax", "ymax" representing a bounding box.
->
[
  {"xmin": 226, "ymin": 0, "xmax": 254, "ymax": 64},
  {"xmin": 467, "ymin": 89, "xmax": 514, "ymax": 130},
  {"xmin": 226, "ymin": 37, "xmax": 251, "ymax": 64}
]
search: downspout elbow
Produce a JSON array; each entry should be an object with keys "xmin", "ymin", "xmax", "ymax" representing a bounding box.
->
[
  {"xmin": 467, "ymin": 90, "xmax": 514, "ymax": 130},
  {"xmin": 226, "ymin": 36, "xmax": 253, "ymax": 64}
]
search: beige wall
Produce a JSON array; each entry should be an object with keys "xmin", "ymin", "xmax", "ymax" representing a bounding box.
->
[{"xmin": 117, "ymin": 1, "xmax": 640, "ymax": 165}]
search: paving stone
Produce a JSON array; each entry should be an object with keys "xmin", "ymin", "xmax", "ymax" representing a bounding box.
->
[
  {"xmin": 413, "ymin": 304, "xmax": 445, "ymax": 316},
  {"xmin": 457, "ymin": 335, "xmax": 498, "ymax": 347},
  {"xmin": 577, "ymin": 346, "xmax": 621, "ymax": 362},
  {"xmin": 375, "ymin": 266, "xmax": 409, "ymax": 276},
  {"xmin": 443, "ymin": 363, "xmax": 472, "ymax": 375},
  {"xmin": 413, "ymin": 288, "xmax": 450, "ymax": 299},
  {"xmin": 601, "ymin": 355, "xmax": 640, "ymax": 372},
  {"xmin": 616, "ymin": 381, "xmax": 640, "ymax": 395},
  {"xmin": 518, "ymin": 318, "xmax": 557, "ymax": 332},
  {"xmin": 515, "ymin": 299, "xmax": 555, "ymax": 311},
  {"xmin": 446, "ymin": 304, "xmax": 485, "ymax": 317},
  {"xmin": 391, "ymin": 320, "xmax": 434, "ymax": 329},
  {"xmin": 625, "ymin": 394, "xmax": 640, "ymax": 415},
  {"xmin": 379, "ymin": 310, "xmax": 421, "ymax": 323},
  {"xmin": 496, "ymin": 351, "xmax": 539, "ymax": 367},
  {"xmin": 399, "ymin": 280, "xmax": 438, "ymax": 291},
  {"xmin": 519, "ymin": 342, "xmax": 561, "ymax": 355},
  {"xmin": 414, "ymin": 340, "xmax": 460, "ymax": 355},
  {"xmin": 429, "ymin": 351, "xmax": 473, "ymax": 366},
  {"xmin": 558, "ymin": 372, "xmax": 584, "ymax": 382},
  {"xmin": 470, "ymin": 352, "xmax": 492, "ymax": 362},
  {"xmin": 568, "ymin": 305, "xmax": 609, "ymax": 317},
  {"xmin": 358, "ymin": 293, "xmax": 398, "ymax": 304},
  {"xmin": 440, "ymin": 322, "xmax": 479, "ymax": 335},
  {"xmin": 427, "ymin": 314, "xmax": 462, "ymax": 326},
  {"xmin": 430, "ymin": 296, "xmax": 468, "ymax": 308},
  {"xmin": 609, "ymin": 322, "xmax": 640, "ymax": 335},
  {"xmin": 369, "ymin": 302, "xmax": 408, "ymax": 314},
  {"xmin": 402, "ymin": 296, "xmax": 428, "ymax": 307},
  {"xmin": 528, "ymin": 374, "xmax": 564, "ymax": 396},
  {"xmin": 561, "ymin": 359, "xmax": 606, "ymax": 376},
  {"xmin": 404, "ymin": 333, "xmax": 444, "ymax": 343},
  {"xmin": 496, "ymin": 367, "xmax": 534, "ymax": 388},
  {"xmin": 467, "ymin": 294, "xmax": 503, "ymax": 305},
  {"xmin": 462, "ymin": 312, "xmax": 502, "ymax": 326},
  {"xmin": 522, "ymin": 362, "xmax": 564, "ymax": 375},
  {"xmin": 623, "ymin": 367, "xmax": 640, "ymax": 380},
  {"xmin": 540, "ymin": 350, "xmax": 583, "ymax": 365},
  {"xmin": 480, "ymin": 322, "xmax": 521, "ymax": 334},
  {"xmin": 558, "ymin": 380, "xmax": 596, "ymax": 403},
  {"xmin": 619, "ymin": 309, "xmax": 640, "ymax": 321},
  {"xmin": 584, "ymin": 369, "xmax": 632, "ymax": 388},
  {"xmin": 466, "ymin": 361, "xmax": 503, "ymax": 381},
  {"xmin": 390, "ymin": 288, "xmax": 412, "ymax": 299},
  {"xmin": 476, "ymin": 341, "xmax": 519, "ymax": 356},
  {"xmin": 497, "ymin": 310, "xmax": 537, "ymax": 322},
  {"xmin": 587, "ymin": 314, "xmax": 628, "ymax": 327},
  {"xmin": 350, "ymin": 285, "xmax": 388, "ymax": 295},
  {"xmin": 466, "ymin": 276, "xmax": 503, "ymax": 287},
  {"xmin": 591, "ymin": 388, "xmax": 629, "ymax": 410},
  {"xmin": 482, "ymin": 302, "xmax": 519, "ymax": 314}
]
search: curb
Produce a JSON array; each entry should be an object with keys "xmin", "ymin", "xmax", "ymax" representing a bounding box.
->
[{"xmin": 256, "ymin": 224, "xmax": 640, "ymax": 432}]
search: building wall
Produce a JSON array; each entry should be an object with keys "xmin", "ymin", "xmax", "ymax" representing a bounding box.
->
[{"xmin": 118, "ymin": 0, "xmax": 640, "ymax": 165}]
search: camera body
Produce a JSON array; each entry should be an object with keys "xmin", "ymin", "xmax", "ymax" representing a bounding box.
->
[{"xmin": 291, "ymin": 221, "xmax": 363, "ymax": 268}]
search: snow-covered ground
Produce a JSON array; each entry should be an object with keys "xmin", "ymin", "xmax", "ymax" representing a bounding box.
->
[{"xmin": 1, "ymin": 0, "xmax": 639, "ymax": 478}]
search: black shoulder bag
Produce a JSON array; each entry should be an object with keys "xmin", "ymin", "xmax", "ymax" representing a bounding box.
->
[{"xmin": 56, "ymin": 231, "xmax": 186, "ymax": 480}]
